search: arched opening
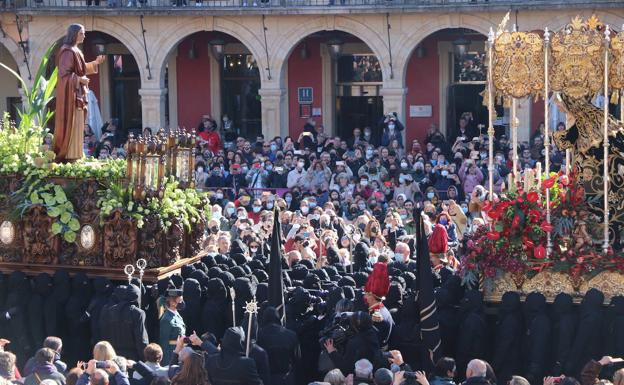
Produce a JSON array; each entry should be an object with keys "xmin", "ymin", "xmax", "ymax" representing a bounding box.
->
[
  {"xmin": 164, "ymin": 31, "xmax": 261, "ymax": 140},
  {"xmin": 283, "ymin": 31, "xmax": 384, "ymax": 141},
  {"xmin": 48, "ymin": 31, "xmax": 142, "ymax": 140},
  {"xmin": 404, "ymin": 28, "xmax": 489, "ymax": 146},
  {"xmin": 0, "ymin": 44, "xmax": 22, "ymax": 121}
]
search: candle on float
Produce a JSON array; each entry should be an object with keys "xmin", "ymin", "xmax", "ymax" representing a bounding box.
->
[
  {"xmin": 565, "ymin": 149, "xmax": 571, "ymax": 175},
  {"xmin": 536, "ymin": 162, "xmax": 542, "ymax": 189}
]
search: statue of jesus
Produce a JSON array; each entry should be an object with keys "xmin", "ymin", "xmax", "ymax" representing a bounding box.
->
[{"xmin": 53, "ymin": 24, "xmax": 105, "ymax": 162}]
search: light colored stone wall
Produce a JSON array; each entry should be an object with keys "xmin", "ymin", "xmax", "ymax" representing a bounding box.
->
[{"xmin": 0, "ymin": 9, "xmax": 622, "ymax": 133}]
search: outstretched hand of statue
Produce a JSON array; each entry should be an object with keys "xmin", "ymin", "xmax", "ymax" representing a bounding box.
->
[{"xmin": 95, "ymin": 55, "xmax": 106, "ymax": 65}]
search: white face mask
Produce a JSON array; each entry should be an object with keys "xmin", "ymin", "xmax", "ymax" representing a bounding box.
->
[
  {"xmin": 360, "ymin": 180, "xmax": 368, "ymax": 187},
  {"xmin": 394, "ymin": 253, "xmax": 404, "ymax": 262},
  {"xmin": 266, "ymin": 202, "xmax": 274, "ymax": 209},
  {"xmin": 388, "ymin": 124, "xmax": 395, "ymax": 130},
  {"xmin": 301, "ymin": 206, "xmax": 309, "ymax": 214},
  {"xmin": 298, "ymin": 162, "xmax": 305, "ymax": 169},
  {"xmin": 215, "ymin": 193, "xmax": 224, "ymax": 200},
  {"xmin": 212, "ymin": 211, "xmax": 222, "ymax": 219},
  {"xmin": 401, "ymin": 162, "xmax": 408, "ymax": 169},
  {"xmin": 250, "ymin": 247, "xmax": 258, "ymax": 253}
]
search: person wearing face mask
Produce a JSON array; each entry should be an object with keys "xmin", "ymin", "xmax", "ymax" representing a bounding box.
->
[
  {"xmin": 390, "ymin": 241, "xmax": 415, "ymax": 273},
  {"xmin": 246, "ymin": 162, "xmax": 269, "ymax": 191},
  {"xmin": 380, "ymin": 113, "xmax": 404, "ymax": 147},
  {"xmin": 268, "ymin": 163, "xmax": 288, "ymax": 188},
  {"xmin": 206, "ymin": 165, "xmax": 226, "ymax": 189},
  {"xmin": 248, "ymin": 199, "xmax": 263, "ymax": 224},
  {"xmin": 424, "ymin": 187, "xmax": 439, "ymax": 204},
  {"xmin": 362, "ymin": 126, "xmax": 378, "ymax": 147},
  {"xmin": 354, "ymin": 176, "xmax": 373, "ymax": 199},
  {"xmin": 287, "ymin": 159, "xmax": 307, "ymax": 189},
  {"xmin": 225, "ymin": 164, "xmax": 248, "ymax": 194},
  {"xmin": 283, "ymin": 192, "xmax": 299, "ymax": 211},
  {"xmin": 159, "ymin": 288, "xmax": 186, "ymax": 365},
  {"xmin": 394, "ymin": 173, "xmax": 420, "ymax": 203},
  {"xmin": 211, "ymin": 205, "xmax": 229, "ymax": 231}
]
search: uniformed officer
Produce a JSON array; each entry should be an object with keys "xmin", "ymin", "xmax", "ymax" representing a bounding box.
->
[{"xmin": 159, "ymin": 287, "xmax": 186, "ymax": 365}]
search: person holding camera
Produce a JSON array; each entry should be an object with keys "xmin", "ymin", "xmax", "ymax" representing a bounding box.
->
[
  {"xmin": 323, "ymin": 311, "xmax": 384, "ymax": 377},
  {"xmin": 75, "ymin": 359, "xmax": 129, "ymax": 385}
]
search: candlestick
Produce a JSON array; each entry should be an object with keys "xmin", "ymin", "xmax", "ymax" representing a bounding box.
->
[
  {"xmin": 536, "ymin": 162, "xmax": 542, "ymax": 189},
  {"xmin": 487, "ymin": 28, "xmax": 495, "ymax": 201},
  {"xmin": 544, "ymin": 27, "xmax": 552, "ymax": 257},
  {"xmin": 603, "ymin": 25, "xmax": 611, "ymax": 254},
  {"xmin": 511, "ymin": 97, "xmax": 519, "ymax": 186}
]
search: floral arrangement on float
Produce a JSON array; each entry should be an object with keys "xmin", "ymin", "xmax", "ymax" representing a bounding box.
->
[{"xmin": 461, "ymin": 169, "xmax": 624, "ymax": 300}]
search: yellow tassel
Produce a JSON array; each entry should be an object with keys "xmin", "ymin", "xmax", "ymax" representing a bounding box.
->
[{"xmin": 611, "ymin": 89, "xmax": 620, "ymax": 105}]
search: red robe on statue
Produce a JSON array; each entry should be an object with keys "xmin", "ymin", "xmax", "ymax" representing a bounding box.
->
[{"xmin": 53, "ymin": 44, "xmax": 98, "ymax": 162}]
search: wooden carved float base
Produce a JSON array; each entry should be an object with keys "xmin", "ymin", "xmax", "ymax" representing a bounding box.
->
[
  {"xmin": 0, "ymin": 253, "xmax": 205, "ymax": 283},
  {"xmin": 483, "ymin": 270, "xmax": 624, "ymax": 304}
]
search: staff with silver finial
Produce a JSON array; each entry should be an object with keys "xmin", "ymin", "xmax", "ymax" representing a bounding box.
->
[
  {"xmin": 123, "ymin": 264, "xmax": 135, "ymax": 285},
  {"xmin": 245, "ymin": 297, "xmax": 258, "ymax": 357},
  {"xmin": 136, "ymin": 258, "xmax": 147, "ymax": 284},
  {"xmin": 229, "ymin": 287, "xmax": 236, "ymax": 327}
]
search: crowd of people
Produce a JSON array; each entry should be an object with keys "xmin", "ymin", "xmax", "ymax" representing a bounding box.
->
[{"xmin": 2, "ymin": 112, "xmax": 618, "ymax": 385}]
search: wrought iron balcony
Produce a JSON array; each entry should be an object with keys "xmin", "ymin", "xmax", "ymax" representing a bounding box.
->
[{"xmin": 0, "ymin": 0, "xmax": 620, "ymax": 13}]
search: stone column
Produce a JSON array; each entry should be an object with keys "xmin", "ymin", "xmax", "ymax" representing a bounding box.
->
[
  {"xmin": 139, "ymin": 87, "xmax": 168, "ymax": 131},
  {"xmin": 259, "ymin": 87, "xmax": 287, "ymax": 139}
]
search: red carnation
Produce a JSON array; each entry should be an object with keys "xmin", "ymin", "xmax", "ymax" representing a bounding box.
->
[
  {"xmin": 543, "ymin": 177, "xmax": 555, "ymax": 189},
  {"xmin": 488, "ymin": 208, "xmax": 502, "ymax": 220},
  {"xmin": 527, "ymin": 192, "xmax": 539, "ymax": 203},
  {"xmin": 540, "ymin": 221, "xmax": 553, "ymax": 233},
  {"xmin": 534, "ymin": 245, "xmax": 546, "ymax": 259},
  {"xmin": 487, "ymin": 231, "xmax": 500, "ymax": 241},
  {"xmin": 512, "ymin": 214, "xmax": 521, "ymax": 229}
]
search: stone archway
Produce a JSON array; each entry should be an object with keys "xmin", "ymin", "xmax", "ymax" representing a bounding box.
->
[
  {"xmin": 150, "ymin": 16, "xmax": 269, "ymax": 89},
  {"xmin": 0, "ymin": 38, "xmax": 24, "ymax": 118},
  {"xmin": 29, "ymin": 17, "xmax": 147, "ymax": 83},
  {"xmin": 271, "ymin": 15, "xmax": 390, "ymax": 86}
]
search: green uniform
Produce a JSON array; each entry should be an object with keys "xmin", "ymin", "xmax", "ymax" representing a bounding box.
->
[{"xmin": 159, "ymin": 309, "xmax": 186, "ymax": 365}]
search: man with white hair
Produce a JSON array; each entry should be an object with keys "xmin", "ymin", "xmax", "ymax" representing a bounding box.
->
[
  {"xmin": 463, "ymin": 359, "xmax": 489, "ymax": 385},
  {"xmin": 354, "ymin": 358, "xmax": 373, "ymax": 382}
]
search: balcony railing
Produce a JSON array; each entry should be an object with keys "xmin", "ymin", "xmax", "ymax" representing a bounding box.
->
[{"xmin": 0, "ymin": 0, "xmax": 619, "ymax": 11}]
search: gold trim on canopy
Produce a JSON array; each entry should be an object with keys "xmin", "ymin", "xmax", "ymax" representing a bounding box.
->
[
  {"xmin": 551, "ymin": 16, "xmax": 606, "ymax": 100},
  {"xmin": 493, "ymin": 31, "xmax": 545, "ymax": 99}
]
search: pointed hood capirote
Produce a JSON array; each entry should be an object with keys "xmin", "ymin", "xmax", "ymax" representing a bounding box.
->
[{"xmin": 365, "ymin": 262, "xmax": 390, "ymax": 300}]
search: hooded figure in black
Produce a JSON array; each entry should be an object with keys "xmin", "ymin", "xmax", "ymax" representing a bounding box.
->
[
  {"xmin": 605, "ymin": 296, "xmax": 624, "ymax": 358},
  {"xmin": 44, "ymin": 270, "xmax": 71, "ymax": 340},
  {"xmin": 0, "ymin": 273, "xmax": 7, "ymax": 341},
  {"xmin": 242, "ymin": 312, "xmax": 271, "ymax": 385},
  {"xmin": 285, "ymin": 287, "xmax": 323, "ymax": 385},
  {"xmin": 551, "ymin": 293, "xmax": 576, "ymax": 376},
  {"xmin": 523, "ymin": 292, "xmax": 551, "ymax": 385},
  {"xmin": 229, "ymin": 277, "xmax": 255, "ymax": 327},
  {"xmin": 352, "ymin": 242, "xmax": 371, "ymax": 272},
  {"xmin": 390, "ymin": 289, "xmax": 420, "ymax": 369},
  {"xmin": 435, "ymin": 286, "xmax": 459, "ymax": 359},
  {"xmin": 65, "ymin": 273, "xmax": 93, "ymax": 362},
  {"xmin": 108, "ymin": 284, "xmax": 149, "ymax": 360},
  {"xmin": 492, "ymin": 291, "xmax": 523, "ymax": 384},
  {"xmin": 202, "ymin": 278, "xmax": 228, "ymax": 341},
  {"xmin": 5, "ymin": 271, "xmax": 32, "ymax": 362},
  {"xmin": 257, "ymin": 306, "xmax": 301, "ymax": 385},
  {"xmin": 325, "ymin": 311, "xmax": 383, "ymax": 376},
  {"xmin": 28, "ymin": 273, "xmax": 53, "ymax": 348},
  {"xmin": 565, "ymin": 288, "xmax": 604, "ymax": 377},
  {"xmin": 98, "ymin": 285, "xmax": 124, "ymax": 344},
  {"xmin": 180, "ymin": 278, "xmax": 203, "ymax": 335},
  {"xmin": 206, "ymin": 326, "xmax": 263, "ymax": 385},
  {"xmin": 456, "ymin": 289, "xmax": 486, "ymax": 379},
  {"xmin": 87, "ymin": 277, "xmax": 113, "ymax": 345}
]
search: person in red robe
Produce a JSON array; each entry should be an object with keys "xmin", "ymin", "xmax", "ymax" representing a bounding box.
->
[{"xmin": 53, "ymin": 24, "xmax": 105, "ymax": 162}]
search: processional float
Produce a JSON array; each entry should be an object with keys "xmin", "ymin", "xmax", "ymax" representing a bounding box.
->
[{"xmin": 467, "ymin": 15, "xmax": 624, "ymax": 302}]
